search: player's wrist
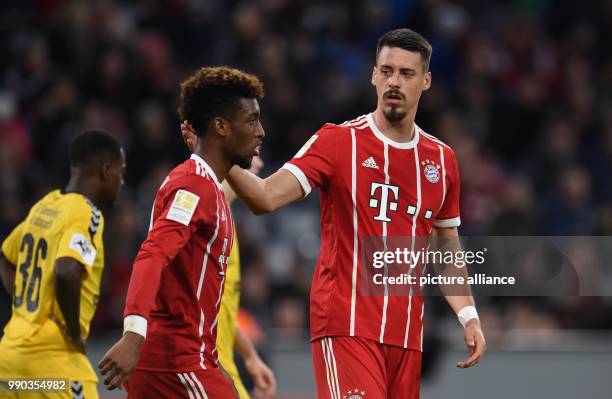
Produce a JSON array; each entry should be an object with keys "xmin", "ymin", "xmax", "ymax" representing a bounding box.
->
[
  {"xmin": 123, "ymin": 331, "xmax": 145, "ymax": 346},
  {"xmin": 244, "ymin": 351, "xmax": 261, "ymax": 367},
  {"xmin": 457, "ymin": 305, "xmax": 479, "ymax": 328}
]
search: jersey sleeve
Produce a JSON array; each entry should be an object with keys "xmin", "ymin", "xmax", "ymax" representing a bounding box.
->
[
  {"xmin": 55, "ymin": 203, "xmax": 102, "ymax": 272},
  {"xmin": 1, "ymin": 221, "xmax": 25, "ymax": 265},
  {"xmin": 123, "ymin": 175, "xmax": 215, "ymax": 336},
  {"xmin": 281, "ymin": 124, "xmax": 338, "ymax": 197},
  {"xmin": 434, "ymin": 148, "xmax": 461, "ymax": 228}
]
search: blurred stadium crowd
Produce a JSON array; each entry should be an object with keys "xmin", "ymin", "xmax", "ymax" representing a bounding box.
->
[{"xmin": 1, "ymin": 0, "xmax": 612, "ymax": 380}]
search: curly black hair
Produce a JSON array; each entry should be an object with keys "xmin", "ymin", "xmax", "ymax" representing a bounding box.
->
[{"xmin": 178, "ymin": 66, "xmax": 264, "ymax": 136}]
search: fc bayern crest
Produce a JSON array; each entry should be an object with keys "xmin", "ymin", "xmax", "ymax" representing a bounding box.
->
[
  {"xmin": 422, "ymin": 159, "xmax": 441, "ymax": 183},
  {"xmin": 343, "ymin": 389, "xmax": 366, "ymax": 399}
]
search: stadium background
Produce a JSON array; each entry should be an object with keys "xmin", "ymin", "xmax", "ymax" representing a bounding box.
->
[{"xmin": 1, "ymin": 0, "xmax": 611, "ymax": 397}]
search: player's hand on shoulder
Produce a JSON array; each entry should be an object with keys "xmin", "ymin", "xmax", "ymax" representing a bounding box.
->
[
  {"xmin": 249, "ymin": 155, "xmax": 264, "ymax": 175},
  {"xmin": 245, "ymin": 354, "xmax": 277, "ymax": 399},
  {"xmin": 457, "ymin": 318, "xmax": 486, "ymax": 369},
  {"xmin": 98, "ymin": 332, "xmax": 145, "ymax": 390},
  {"xmin": 181, "ymin": 121, "xmax": 197, "ymax": 152}
]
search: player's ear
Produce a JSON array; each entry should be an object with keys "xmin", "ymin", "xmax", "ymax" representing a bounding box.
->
[
  {"xmin": 422, "ymin": 71, "xmax": 431, "ymax": 91},
  {"xmin": 181, "ymin": 121, "xmax": 197, "ymax": 152},
  {"xmin": 213, "ymin": 116, "xmax": 230, "ymax": 138},
  {"xmin": 101, "ymin": 161, "xmax": 112, "ymax": 181},
  {"xmin": 371, "ymin": 66, "xmax": 377, "ymax": 86}
]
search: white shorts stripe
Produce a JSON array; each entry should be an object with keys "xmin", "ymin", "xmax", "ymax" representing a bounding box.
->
[
  {"xmin": 190, "ymin": 371, "xmax": 209, "ymax": 399},
  {"xmin": 327, "ymin": 338, "xmax": 342, "ymax": 399},
  {"xmin": 349, "ymin": 128, "xmax": 359, "ymax": 336},
  {"xmin": 321, "ymin": 339, "xmax": 338, "ymax": 399},
  {"xmin": 182, "ymin": 373, "xmax": 202, "ymax": 399},
  {"xmin": 178, "ymin": 373, "xmax": 196, "ymax": 399}
]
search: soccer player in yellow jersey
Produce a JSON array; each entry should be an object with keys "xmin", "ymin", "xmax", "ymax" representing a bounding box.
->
[
  {"xmin": 183, "ymin": 127, "xmax": 276, "ymax": 399},
  {"xmin": 0, "ymin": 130, "xmax": 125, "ymax": 399}
]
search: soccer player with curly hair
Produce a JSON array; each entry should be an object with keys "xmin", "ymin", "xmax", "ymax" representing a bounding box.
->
[{"xmin": 99, "ymin": 66, "xmax": 265, "ymax": 398}]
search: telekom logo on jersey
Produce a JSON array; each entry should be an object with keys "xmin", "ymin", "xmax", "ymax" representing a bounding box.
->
[{"xmin": 369, "ymin": 182, "xmax": 419, "ymax": 222}]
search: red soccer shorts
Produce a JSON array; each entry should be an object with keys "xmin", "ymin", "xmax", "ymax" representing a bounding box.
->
[
  {"xmin": 125, "ymin": 367, "xmax": 238, "ymax": 398},
  {"xmin": 312, "ymin": 336, "xmax": 422, "ymax": 399}
]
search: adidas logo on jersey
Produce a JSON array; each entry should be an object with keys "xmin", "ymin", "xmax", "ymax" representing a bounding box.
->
[{"xmin": 362, "ymin": 157, "xmax": 379, "ymax": 169}]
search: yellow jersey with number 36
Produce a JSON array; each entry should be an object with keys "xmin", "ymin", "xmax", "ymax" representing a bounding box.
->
[{"xmin": 0, "ymin": 190, "xmax": 104, "ymax": 382}]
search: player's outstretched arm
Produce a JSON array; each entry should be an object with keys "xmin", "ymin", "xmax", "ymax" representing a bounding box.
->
[
  {"xmin": 235, "ymin": 327, "xmax": 276, "ymax": 399},
  {"xmin": 227, "ymin": 167, "xmax": 303, "ymax": 215},
  {"xmin": 54, "ymin": 257, "xmax": 86, "ymax": 353},
  {"xmin": 0, "ymin": 222, "xmax": 25, "ymax": 297},
  {"xmin": 100, "ymin": 182, "xmax": 206, "ymax": 389},
  {"xmin": 0, "ymin": 253, "xmax": 16, "ymax": 297},
  {"xmin": 433, "ymin": 226, "xmax": 487, "ymax": 369},
  {"xmin": 181, "ymin": 120, "xmax": 302, "ymax": 214}
]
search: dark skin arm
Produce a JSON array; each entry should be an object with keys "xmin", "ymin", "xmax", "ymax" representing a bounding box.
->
[
  {"xmin": 0, "ymin": 252, "xmax": 16, "ymax": 297},
  {"xmin": 235, "ymin": 327, "xmax": 276, "ymax": 399},
  {"xmin": 54, "ymin": 257, "xmax": 86, "ymax": 353},
  {"xmin": 99, "ymin": 332, "xmax": 144, "ymax": 390}
]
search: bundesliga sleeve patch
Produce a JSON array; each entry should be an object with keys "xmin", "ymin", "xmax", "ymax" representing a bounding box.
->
[
  {"xmin": 68, "ymin": 232, "xmax": 96, "ymax": 266},
  {"xmin": 166, "ymin": 189, "xmax": 200, "ymax": 226},
  {"xmin": 294, "ymin": 135, "xmax": 318, "ymax": 158}
]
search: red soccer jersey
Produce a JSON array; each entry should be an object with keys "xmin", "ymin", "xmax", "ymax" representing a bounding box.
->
[
  {"xmin": 283, "ymin": 113, "xmax": 461, "ymax": 351},
  {"xmin": 124, "ymin": 154, "xmax": 234, "ymax": 371}
]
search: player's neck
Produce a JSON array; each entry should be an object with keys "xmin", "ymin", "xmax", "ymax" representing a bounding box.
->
[
  {"xmin": 64, "ymin": 174, "xmax": 100, "ymax": 207},
  {"xmin": 194, "ymin": 148, "xmax": 229, "ymax": 183},
  {"xmin": 372, "ymin": 108, "xmax": 417, "ymax": 142}
]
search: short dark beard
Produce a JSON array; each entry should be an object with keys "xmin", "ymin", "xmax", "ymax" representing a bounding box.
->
[
  {"xmin": 232, "ymin": 155, "xmax": 252, "ymax": 169},
  {"xmin": 383, "ymin": 107, "xmax": 406, "ymax": 122}
]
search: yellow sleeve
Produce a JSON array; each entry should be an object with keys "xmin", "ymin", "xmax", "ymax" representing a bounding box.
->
[
  {"xmin": 55, "ymin": 203, "xmax": 102, "ymax": 272},
  {"xmin": 1, "ymin": 221, "xmax": 25, "ymax": 265}
]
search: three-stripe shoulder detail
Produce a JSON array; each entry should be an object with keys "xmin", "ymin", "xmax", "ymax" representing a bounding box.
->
[
  {"xmin": 84, "ymin": 198, "xmax": 102, "ymax": 246},
  {"xmin": 418, "ymin": 126, "xmax": 450, "ymax": 149},
  {"xmin": 340, "ymin": 114, "xmax": 369, "ymax": 129}
]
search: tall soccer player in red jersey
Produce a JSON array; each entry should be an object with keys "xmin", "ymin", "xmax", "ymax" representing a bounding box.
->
[
  {"xmin": 99, "ymin": 66, "xmax": 265, "ymax": 398},
  {"xmin": 185, "ymin": 29, "xmax": 487, "ymax": 398}
]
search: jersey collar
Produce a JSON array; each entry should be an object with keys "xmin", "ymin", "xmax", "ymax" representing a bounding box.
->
[
  {"xmin": 366, "ymin": 113, "xmax": 420, "ymax": 149},
  {"xmin": 190, "ymin": 153, "xmax": 222, "ymax": 189}
]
